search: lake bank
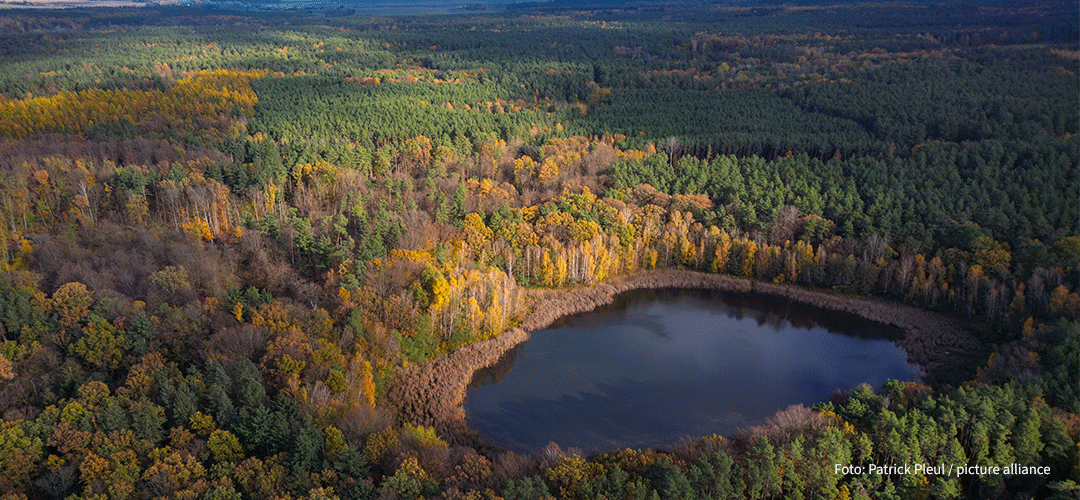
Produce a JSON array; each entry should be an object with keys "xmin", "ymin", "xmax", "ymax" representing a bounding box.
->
[{"xmin": 387, "ymin": 269, "xmax": 985, "ymax": 445}]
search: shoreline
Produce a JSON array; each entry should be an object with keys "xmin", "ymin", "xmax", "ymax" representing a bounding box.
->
[{"xmin": 387, "ymin": 269, "xmax": 985, "ymax": 442}]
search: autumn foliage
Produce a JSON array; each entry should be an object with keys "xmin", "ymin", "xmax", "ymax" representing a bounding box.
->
[
  {"xmin": 0, "ymin": 4, "xmax": 1076, "ymax": 500},
  {"xmin": 0, "ymin": 69, "xmax": 265, "ymax": 142}
]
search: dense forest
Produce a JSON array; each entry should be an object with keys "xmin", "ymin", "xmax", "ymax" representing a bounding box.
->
[{"xmin": 0, "ymin": 1, "xmax": 1077, "ymax": 499}]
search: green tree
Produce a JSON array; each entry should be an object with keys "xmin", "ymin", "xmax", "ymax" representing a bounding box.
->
[
  {"xmin": 131, "ymin": 399, "xmax": 166, "ymax": 444},
  {"xmin": 209, "ymin": 429, "xmax": 245, "ymax": 465},
  {"xmin": 746, "ymin": 436, "xmax": 781, "ymax": 500},
  {"xmin": 0, "ymin": 421, "xmax": 42, "ymax": 491},
  {"xmin": 381, "ymin": 457, "xmax": 435, "ymax": 500},
  {"xmin": 72, "ymin": 314, "xmax": 130, "ymax": 371}
]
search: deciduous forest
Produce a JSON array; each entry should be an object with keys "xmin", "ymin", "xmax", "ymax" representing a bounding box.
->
[{"xmin": 0, "ymin": 1, "xmax": 1077, "ymax": 499}]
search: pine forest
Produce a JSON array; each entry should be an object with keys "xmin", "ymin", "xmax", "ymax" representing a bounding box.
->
[{"xmin": 0, "ymin": 1, "xmax": 1077, "ymax": 499}]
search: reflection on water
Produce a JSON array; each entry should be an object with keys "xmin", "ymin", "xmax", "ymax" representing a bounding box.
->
[
  {"xmin": 470, "ymin": 343, "xmax": 524, "ymax": 388},
  {"xmin": 465, "ymin": 288, "xmax": 919, "ymax": 453}
]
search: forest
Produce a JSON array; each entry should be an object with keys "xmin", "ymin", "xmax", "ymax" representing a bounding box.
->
[{"xmin": 0, "ymin": 0, "xmax": 1077, "ymax": 498}]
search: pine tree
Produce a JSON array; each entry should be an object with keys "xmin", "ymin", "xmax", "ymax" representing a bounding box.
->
[{"xmin": 746, "ymin": 436, "xmax": 781, "ymax": 499}]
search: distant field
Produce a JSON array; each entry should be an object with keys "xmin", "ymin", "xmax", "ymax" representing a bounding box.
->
[
  {"xmin": 220, "ymin": 0, "xmax": 515, "ymax": 15},
  {"xmin": 0, "ymin": 0, "xmax": 504, "ymax": 12},
  {"xmin": 0, "ymin": 0, "xmax": 149, "ymax": 8}
]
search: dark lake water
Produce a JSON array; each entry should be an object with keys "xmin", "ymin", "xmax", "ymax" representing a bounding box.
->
[{"xmin": 465, "ymin": 288, "xmax": 920, "ymax": 453}]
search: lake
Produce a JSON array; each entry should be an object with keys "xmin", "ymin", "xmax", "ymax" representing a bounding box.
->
[{"xmin": 464, "ymin": 287, "xmax": 920, "ymax": 452}]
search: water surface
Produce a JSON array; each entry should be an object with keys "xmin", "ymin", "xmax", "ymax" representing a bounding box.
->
[{"xmin": 465, "ymin": 288, "xmax": 919, "ymax": 452}]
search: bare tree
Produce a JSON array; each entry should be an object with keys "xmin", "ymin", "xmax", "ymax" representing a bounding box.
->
[
  {"xmin": 865, "ymin": 232, "xmax": 891, "ymax": 263},
  {"xmin": 768, "ymin": 205, "xmax": 803, "ymax": 245},
  {"xmin": 35, "ymin": 465, "xmax": 77, "ymax": 498}
]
